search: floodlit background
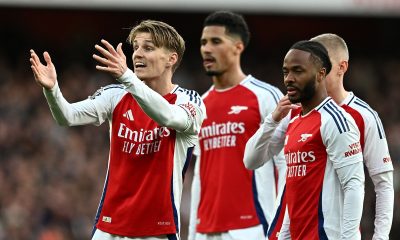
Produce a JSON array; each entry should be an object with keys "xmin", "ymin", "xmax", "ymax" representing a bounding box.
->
[{"xmin": 0, "ymin": 0, "xmax": 399, "ymax": 239}]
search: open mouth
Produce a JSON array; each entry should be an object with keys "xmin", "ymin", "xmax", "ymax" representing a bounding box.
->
[{"xmin": 286, "ymin": 86, "xmax": 298, "ymax": 96}]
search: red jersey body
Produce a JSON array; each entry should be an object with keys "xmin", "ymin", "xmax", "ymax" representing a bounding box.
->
[{"xmin": 195, "ymin": 76, "xmax": 285, "ymax": 233}]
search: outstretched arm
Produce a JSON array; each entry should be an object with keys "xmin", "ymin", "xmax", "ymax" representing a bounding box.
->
[
  {"xmin": 30, "ymin": 50, "xmax": 57, "ymax": 89},
  {"xmin": 29, "ymin": 50, "xmax": 112, "ymax": 126}
]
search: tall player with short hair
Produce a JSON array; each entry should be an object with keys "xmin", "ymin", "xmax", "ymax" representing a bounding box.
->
[
  {"xmin": 188, "ymin": 10, "xmax": 286, "ymax": 240},
  {"xmin": 244, "ymin": 40, "xmax": 365, "ymax": 240},
  {"xmin": 311, "ymin": 33, "xmax": 394, "ymax": 240},
  {"xmin": 30, "ymin": 20, "xmax": 205, "ymax": 240}
]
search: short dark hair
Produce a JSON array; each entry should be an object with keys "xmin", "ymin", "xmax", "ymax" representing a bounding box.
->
[
  {"xmin": 290, "ymin": 40, "xmax": 332, "ymax": 75},
  {"xmin": 204, "ymin": 10, "xmax": 250, "ymax": 48}
]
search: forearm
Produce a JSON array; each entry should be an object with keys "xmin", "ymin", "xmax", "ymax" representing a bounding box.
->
[
  {"xmin": 43, "ymin": 82, "xmax": 101, "ymax": 126},
  {"xmin": 371, "ymin": 171, "xmax": 394, "ymax": 240},
  {"xmin": 244, "ymin": 114, "xmax": 285, "ymax": 170},
  {"xmin": 336, "ymin": 162, "xmax": 365, "ymax": 240},
  {"xmin": 118, "ymin": 69, "xmax": 190, "ymax": 131},
  {"xmin": 188, "ymin": 157, "xmax": 201, "ymax": 240}
]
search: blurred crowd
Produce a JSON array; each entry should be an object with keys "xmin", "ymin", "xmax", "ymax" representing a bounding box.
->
[
  {"xmin": 0, "ymin": 8, "xmax": 399, "ymax": 240},
  {"xmin": 0, "ymin": 48, "xmax": 399, "ymax": 240}
]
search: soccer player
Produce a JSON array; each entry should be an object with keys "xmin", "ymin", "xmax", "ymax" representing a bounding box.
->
[
  {"xmin": 244, "ymin": 40, "xmax": 365, "ymax": 239},
  {"xmin": 30, "ymin": 20, "xmax": 206, "ymax": 240},
  {"xmin": 188, "ymin": 11, "xmax": 286, "ymax": 240},
  {"xmin": 311, "ymin": 33, "xmax": 394, "ymax": 240}
]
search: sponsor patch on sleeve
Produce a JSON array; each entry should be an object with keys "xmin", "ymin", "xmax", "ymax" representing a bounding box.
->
[
  {"xmin": 344, "ymin": 142, "xmax": 362, "ymax": 158},
  {"xmin": 179, "ymin": 102, "xmax": 196, "ymax": 118}
]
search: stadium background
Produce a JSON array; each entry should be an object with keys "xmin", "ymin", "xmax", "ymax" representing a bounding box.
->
[{"xmin": 0, "ymin": 1, "xmax": 399, "ymax": 239}]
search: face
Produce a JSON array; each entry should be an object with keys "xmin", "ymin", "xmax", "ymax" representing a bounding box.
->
[
  {"xmin": 132, "ymin": 32, "xmax": 173, "ymax": 81},
  {"xmin": 282, "ymin": 49, "xmax": 319, "ymax": 104},
  {"xmin": 200, "ymin": 26, "xmax": 240, "ymax": 76}
]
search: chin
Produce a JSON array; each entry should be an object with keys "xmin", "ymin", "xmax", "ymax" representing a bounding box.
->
[
  {"xmin": 205, "ymin": 70, "xmax": 221, "ymax": 77},
  {"xmin": 288, "ymin": 96, "xmax": 300, "ymax": 104}
]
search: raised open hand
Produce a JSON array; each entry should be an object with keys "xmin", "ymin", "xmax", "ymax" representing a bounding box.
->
[
  {"xmin": 93, "ymin": 39, "xmax": 127, "ymax": 79},
  {"xmin": 29, "ymin": 50, "xmax": 57, "ymax": 89}
]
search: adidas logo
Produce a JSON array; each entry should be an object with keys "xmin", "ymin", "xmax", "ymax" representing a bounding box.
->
[{"xmin": 123, "ymin": 109, "xmax": 134, "ymax": 121}]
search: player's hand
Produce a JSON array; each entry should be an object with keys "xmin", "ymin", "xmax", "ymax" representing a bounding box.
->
[
  {"xmin": 271, "ymin": 95, "xmax": 299, "ymax": 122},
  {"xmin": 29, "ymin": 50, "xmax": 57, "ymax": 90},
  {"xmin": 93, "ymin": 39, "xmax": 127, "ymax": 79}
]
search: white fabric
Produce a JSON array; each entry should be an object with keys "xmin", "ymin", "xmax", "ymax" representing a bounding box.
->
[
  {"xmin": 194, "ymin": 224, "xmax": 264, "ymax": 240},
  {"xmin": 92, "ymin": 229, "xmax": 176, "ymax": 240},
  {"xmin": 371, "ymin": 171, "xmax": 394, "ymax": 240},
  {"xmin": 342, "ymin": 92, "xmax": 394, "ymax": 239}
]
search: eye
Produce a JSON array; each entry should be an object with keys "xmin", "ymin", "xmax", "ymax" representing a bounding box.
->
[{"xmin": 211, "ymin": 38, "xmax": 222, "ymax": 44}]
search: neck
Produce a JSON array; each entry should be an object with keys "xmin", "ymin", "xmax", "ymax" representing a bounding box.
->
[
  {"xmin": 144, "ymin": 76, "xmax": 175, "ymax": 96},
  {"xmin": 328, "ymin": 86, "xmax": 349, "ymax": 105},
  {"xmin": 212, "ymin": 68, "xmax": 246, "ymax": 90}
]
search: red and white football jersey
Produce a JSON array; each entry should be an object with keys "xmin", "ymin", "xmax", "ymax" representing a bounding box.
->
[
  {"xmin": 190, "ymin": 75, "xmax": 286, "ymax": 235},
  {"xmin": 245, "ymin": 97, "xmax": 364, "ymax": 240},
  {"xmin": 44, "ymin": 69, "xmax": 206, "ymax": 238},
  {"xmin": 267, "ymin": 92, "xmax": 394, "ymax": 240}
]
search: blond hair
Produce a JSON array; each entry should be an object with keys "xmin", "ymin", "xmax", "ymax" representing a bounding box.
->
[
  {"xmin": 311, "ymin": 33, "xmax": 349, "ymax": 62},
  {"xmin": 127, "ymin": 20, "xmax": 185, "ymax": 72}
]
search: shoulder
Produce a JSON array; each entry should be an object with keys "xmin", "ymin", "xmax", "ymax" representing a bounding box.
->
[
  {"xmin": 347, "ymin": 95, "xmax": 381, "ymax": 120},
  {"xmin": 173, "ymin": 86, "xmax": 203, "ymax": 106},
  {"xmin": 318, "ymin": 98, "xmax": 354, "ymax": 134},
  {"xmin": 89, "ymin": 84, "xmax": 126, "ymax": 100},
  {"xmin": 241, "ymin": 75, "xmax": 283, "ymax": 104},
  {"xmin": 346, "ymin": 95, "xmax": 386, "ymax": 139}
]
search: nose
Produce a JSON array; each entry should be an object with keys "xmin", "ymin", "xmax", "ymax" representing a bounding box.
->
[
  {"xmin": 201, "ymin": 42, "xmax": 212, "ymax": 54},
  {"xmin": 284, "ymin": 72, "xmax": 295, "ymax": 85},
  {"xmin": 133, "ymin": 47, "xmax": 144, "ymax": 58}
]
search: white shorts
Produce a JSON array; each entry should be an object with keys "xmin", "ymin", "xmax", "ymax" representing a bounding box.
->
[
  {"xmin": 92, "ymin": 229, "xmax": 179, "ymax": 240},
  {"xmin": 195, "ymin": 224, "xmax": 265, "ymax": 240}
]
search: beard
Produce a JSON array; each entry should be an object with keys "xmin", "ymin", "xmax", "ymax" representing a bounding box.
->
[
  {"xmin": 288, "ymin": 77, "xmax": 316, "ymax": 104},
  {"xmin": 205, "ymin": 70, "xmax": 222, "ymax": 77}
]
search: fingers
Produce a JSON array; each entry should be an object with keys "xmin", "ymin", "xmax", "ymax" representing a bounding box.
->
[
  {"xmin": 93, "ymin": 53, "xmax": 110, "ymax": 66},
  {"xmin": 116, "ymin": 43, "xmax": 125, "ymax": 59},
  {"xmin": 101, "ymin": 39, "xmax": 118, "ymax": 56},
  {"xmin": 30, "ymin": 49, "xmax": 41, "ymax": 67},
  {"xmin": 29, "ymin": 49, "xmax": 41, "ymax": 78},
  {"xmin": 43, "ymin": 51, "xmax": 53, "ymax": 66},
  {"xmin": 95, "ymin": 39, "xmax": 119, "ymax": 60}
]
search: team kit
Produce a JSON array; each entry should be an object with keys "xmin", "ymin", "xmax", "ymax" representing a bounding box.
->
[{"xmin": 29, "ymin": 10, "xmax": 393, "ymax": 240}]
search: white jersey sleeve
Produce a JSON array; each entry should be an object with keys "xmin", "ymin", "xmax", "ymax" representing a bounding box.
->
[
  {"xmin": 118, "ymin": 69, "xmax": 205, "ymax": 134},
  {"xmin": 43, "ymin": 81, "xmax": 124, "ymax": 126},
  {"xmin": 188, "ymin": 156, "xmax": 200, "ymax": 240},
  {"xmin": 347, "ymin": 95, "xmax": 394, "ymax": 239},
  {"xmin": 320, "ymin": 107, "xmax": 365, "ymax": 240},
  {"xmin": 360, "ymin": 103, "xmax": 394, "ymax": 176},
  {"xmin": 371, "ymin": 171, "xmax": 394, "ymax": 240},
  {"xmin": 244, "ymin": 113, "xmax": 289, "ymax": 170}
]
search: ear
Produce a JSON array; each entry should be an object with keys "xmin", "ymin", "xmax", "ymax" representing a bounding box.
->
[
  {"xmin": 338, "ymin": 60, "xmax": 348, "ymax": 76},
  {"xmin": 317, "ymin": 68, "xmax": 326, "ymax": 83},
  {"xmin": 166, "ymin": 52, "xmax": 178, "ymax": 68},
  {"xmin": 234, "ymin": 41, "xmax": 244, "ymax": 56}
]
